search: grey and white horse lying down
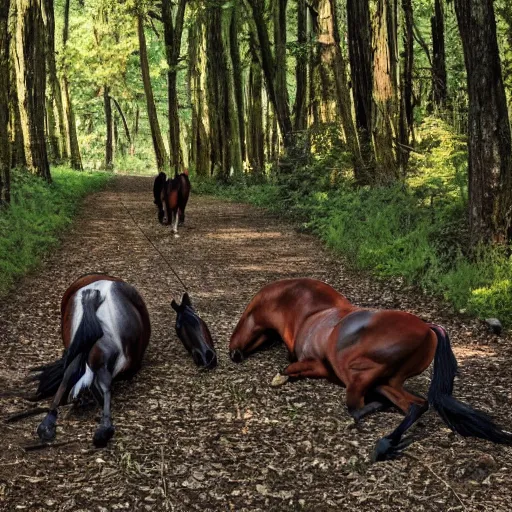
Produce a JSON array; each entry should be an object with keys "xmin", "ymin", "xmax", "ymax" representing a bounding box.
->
[{"xmin": 27, "ymin": 273, "xmax": 151, "ymax": 447}]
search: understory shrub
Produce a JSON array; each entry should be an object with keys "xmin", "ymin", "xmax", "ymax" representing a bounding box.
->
[
  {"xmin": 194, "ymin": 118, "xmax": 512, "ymax": 326},
  {"xmin": 0, "ymin": 167, "xmax": 112, "ymax": 296}
]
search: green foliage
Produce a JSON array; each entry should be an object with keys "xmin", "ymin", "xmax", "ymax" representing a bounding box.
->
[
  {"xmin": 0, "ymin": 168, "xmax": 112, "ymax": 296},
  {"xmin": 197, "ymin": 119, "xmax": 512, "ymax": 326}
]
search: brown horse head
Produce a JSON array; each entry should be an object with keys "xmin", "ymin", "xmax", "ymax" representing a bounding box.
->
[{"xmin": 171, "ymin": 293, "xmax": 217, "ymax": 369}]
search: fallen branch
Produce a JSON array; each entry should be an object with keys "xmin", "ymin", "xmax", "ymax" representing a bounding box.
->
[
  {"xmin": 404, "ymin": 452, "xmax": 467, "ymax": 511},
  {"xmin": 5, "ymin": 407, "xmax": 48, "ymax": 424}
]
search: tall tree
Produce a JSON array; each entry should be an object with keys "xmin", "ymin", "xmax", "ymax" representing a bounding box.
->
[
  {"xmin": 246, "ymin": 0, "xmax": 293, "ymax": 148},
  {"xmin": 0, "ymin": 0, "xmax": 10, "ymax": 204},
  {"xmin": 372, "ymin": 0, "xmax": 399, "ymax": 183},
  {"xmin": 14, "ymin": 0, "xmax": 51, "ymax": 180},
  {"xmin": 162, "ymin": 0, "xmax": 187, "ymax": 174},
  {"xmin": 42, "ymin": 0, "xmax": 63, "ymax": 163},
  {"xmin": 346, "ymin": 0, "xmax": 373, "ymax": 183},
  {"xmin": 454, "ymin": 0, "xmax": 512, "ymax": 245},
  {"xmin": 188, "ymin": 3, "xmax": 210, "ymax": 176},
  {"xmin": 398, "ymin": 0, "xmax": 414, "ymax": 171},
  {"xmin": 431, "ymin": 0, "xmax": 447, "ymax": 109},
  {"xmin": 247, "ymin": 33, "xmax": 264, "ymax": 174},
  {"xmin": 62, "ymin": 0, "xmax": 82, "ymax": 170},
  {"xmin": 137, "ymin": 12, "xmax": 168, "ymax": 172},
  {"xmin": 329, "ymin": 0, "xmax": 361, "ymax": 173},
  {"xmin": 293, "ymin": 0, "xmax": 307, "ymax": 132},
  {"xmin": 104, "ymin": 86, "xmax": 113, "ymax": 169}
]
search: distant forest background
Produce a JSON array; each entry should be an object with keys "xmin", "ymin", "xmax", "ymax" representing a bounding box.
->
[{"xmin": 2, "ymin": 0, "xmax": 512, "ymax": 323}]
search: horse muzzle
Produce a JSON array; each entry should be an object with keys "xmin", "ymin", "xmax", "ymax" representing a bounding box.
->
[{"xmin": 229, "ymin": 349, "xmax": 244, "ymax": 363}]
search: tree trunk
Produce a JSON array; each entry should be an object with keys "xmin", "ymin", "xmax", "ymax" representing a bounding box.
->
[
  {"xmin": 293, "ymin": 0, "xmax": 307, "ymax": 132},
  {"xmin": 431, "ymin": 0, "xmax": 447, "ymax": 110},
  {"xmin": 9, "ymin": 6, "xmax": 25, "ymax": 170},
  {"xmin": 206, "ymin": 3, "xmax": 231, "ymax": 179},
  {"xmin": 246, "ymin": 0, "xmax": 293, "ymax": 148},
  {"xmin": 329, "ymin": 0, "xmax": 361, "ymax": 172},
  {"xmin": 14, "ymin": 0, "xmax": 50, "ymax": 181},
  {"xmin": 398, "ymin": 0, "xmax": 414, "ymax": 172},
  {"xmin": 104, "ymin": 86, "xmax": 113, "ymax": 169},
  {"xmin": 137, "ymin": 13, "xmax": 168, "ymax": 172},
  {"xmin": 62, "ymin": 0, "xmax": 82, "ymax": 170},
  {"xmin": 454, "ymin": 0, "xmax": 512, "ymax": 245},
  {"xmin": 346, "ymin": 0, "xmax": 374, "ymax": 183},
  {"xmin": 188, "ymin": 4, "xmax": 210, "ymax": 177},
  {"xmin": 247, "ymin": 34, "xmax": 264, "ymax": 174},
  {"xmin": 230, "ymin": 3, "xmax": 245, "ymax": 165},
  {"xmin": 42, "ymin": 0, "xmax": 62, "ymax": 163},
  {"xmin": 162, "ymin": 0, "xmax": 186, "ymax": 174},
  {"xmin": 110, "ymin": 96, "xmax": 131, "ymax": 148},
  {"xmin": 372, "ymin": 0, "xmax": 398, "ymax": 183},
  {"xmin": 0, "ymin": 0, "xmax": 10, "ymax": 204}
]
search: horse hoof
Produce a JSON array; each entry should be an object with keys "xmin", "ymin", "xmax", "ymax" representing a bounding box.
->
[
  {"xmin": 93, "ymin": 426, "xmax": 115, "ymax": 448},
  {"xmin": 37, "ymin": 422, "xmax": 56, "ymax": 442},
  {"xmin": 371, "ymin": 436, "xmax": 413, "ymax": 462},
  {"xmin": 270, "ymin": 373, "xmax": 289, "ymax": 387},
  {"xmin": 229, "ymin": 349, "xmax": 244, "ymax": 363}
]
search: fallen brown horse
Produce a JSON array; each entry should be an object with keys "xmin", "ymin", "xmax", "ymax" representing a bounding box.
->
[
  {"xmin": 229, "ymin": 278, "xmax": 512, "ymax": 461},
  {"xmin": 29, "ymin": 273, "xmax": 151, "ymax": 447}
]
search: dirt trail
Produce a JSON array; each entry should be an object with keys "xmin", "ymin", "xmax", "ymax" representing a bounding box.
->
[{"xmin": 1, "ymin": 175, "xmax": 511, "ymax": 511}]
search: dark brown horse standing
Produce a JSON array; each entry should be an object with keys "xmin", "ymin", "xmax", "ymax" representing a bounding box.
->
[
  {"xmin": 30, "ymin": 274, "xmax": 151, "ymax": 447},
  {"xmin": 154, "ymin": 170, "xmax": 191, "ymax": 235},
  {"xmin": 229, "ymin": 278, "xmax": 512, "ymax": 460}
]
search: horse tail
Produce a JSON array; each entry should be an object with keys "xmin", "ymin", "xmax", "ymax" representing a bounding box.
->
[
  {"xmin": 154, "ymin": 172, "xmax": 167, "ymax": 204},
  {"xmin": 25, "ymin": 355, "xmax": 67, "ymax": 401},
  {"xmin": 65, "ymin": 289, "xmax": 104, "ymax": 367},
  {"xmin": 428, "ymin": 324, "xmax": 512, "ymax": 444}
]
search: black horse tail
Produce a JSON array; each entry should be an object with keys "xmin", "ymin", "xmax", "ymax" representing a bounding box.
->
[
  {"xmin": 26, "ymin": 354, "xmax": 67, "ymax": 401},
  {"xmin": 153, "ymin": 171, "xmax": 167, "ymax": 204},
  {"xmin": 64, "ymin": 289, "xmax": 104, "ymax": 369},
  {"xmin": 428, "ymin": 324, "xmax": 512, "ymax": 444}
]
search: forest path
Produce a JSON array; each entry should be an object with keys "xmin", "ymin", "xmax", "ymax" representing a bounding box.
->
[{"xmin": 1, "ymin": 175, "xmax": 512, "ymax": 511}]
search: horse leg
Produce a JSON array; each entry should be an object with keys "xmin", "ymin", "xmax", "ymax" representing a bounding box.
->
[
  {"xmin": 282, "ymin": 359, "xmax": 331, "ymax": 380},
  {"xmin": 371, "ymin": 384, "xmax": 429, "ymax": 462},
  {"xmin": 171, "ymin": 209, "xmax": 179, "ymax": 236},
  {"xmin": 161, "ymin": 194, "xmax": 169, "ymax": 224},
  {"xmin": 37, "ymin": 356, "xmax": 81, "ymax": 441},
  {"xmin": 92, "ymin": 367, "xmax": 115, "ymax": 448}
]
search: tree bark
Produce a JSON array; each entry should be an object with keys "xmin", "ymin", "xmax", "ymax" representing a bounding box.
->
[
  {"xmin": 188, "ymin": 4, "xmax": 210, "ymax": 177},
  {"xmin": 293, "ymin": 0, "xmax": 307, "ymax": 132},
  {"xmin": 0, "ymin": 0, "xmax": 10, "ymax": 204},
  {"xmin": 398, "ymin": 0, "xmax": 414, "ymax": 172},
  {"xmin": 329, "ymin": 0, "xmax": 361, "ymax": 173},
  {"xmin": 454, "ymin": 0, "xmax": 512, "ymax": 245},
  {"xmin": 110, "ymin": 96, "xmax": 132, "ymax": 147},
  {"xmin": 431, "ymin": 0, "xmax": 447, "ymax": 109},
  {"xmin": 14, "ymin": 0, "xmax": 51, "ymax": 181},
  {"xmin": 372, "ymin": 0, "xmax": 398, "ymax": 183},
  {"xmin": 62, "ymin": 0, "xmax": 82, "ymax": 170},
  {"xmin": 247, "ymin": 33, "xmax": 264, "ymax": 174},
  {"xmin": 246, "ymin": 0, "xmax": 293, "ymax": 148},
  {"xmin": 42, "ymin": 0, "xmax": 63, "ymax": 163},
  {"xmin": 230, "ymin": 3, "xmax": 245, "ymax": 164},
  {"xmin": 104, "ymin": 86, "xmax": 113, "ymax": 169},
  {"xmin": 346, "ymin": 0, "xmax": 373, "ymax": 183},
  {"xmin": 162, "ymin": 0, "xmax": 186, "ymax": 174},
  {"xmin": 137, "ymin": 13, "xmax": 168, "ymax": 172}
]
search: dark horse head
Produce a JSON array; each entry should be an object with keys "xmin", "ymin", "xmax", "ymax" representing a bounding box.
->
[{"xmin": 171, "ymin": 293, "xmax": 217, "ymax": 369}]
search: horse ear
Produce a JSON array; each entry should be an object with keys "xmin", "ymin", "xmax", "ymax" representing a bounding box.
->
[
  {"xmin": 182, "ymin": 292, "xmax": 192, "ymax": 307},
  {"xmin": 171, "ymin": 299, "xmax": 180, "ymax": 312}
]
